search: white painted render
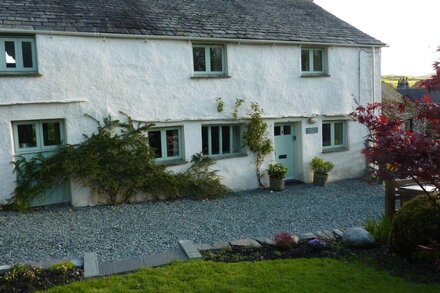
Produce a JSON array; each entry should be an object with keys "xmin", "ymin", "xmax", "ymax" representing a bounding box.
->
[{"xmin": 0, "ymin": 34, "xmax": 382, "ymax": 205}]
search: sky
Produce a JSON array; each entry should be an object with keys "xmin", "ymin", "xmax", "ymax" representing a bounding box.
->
[{"xmin": 313, "ymin": 0, "xmax": 439, "ymax": 76}]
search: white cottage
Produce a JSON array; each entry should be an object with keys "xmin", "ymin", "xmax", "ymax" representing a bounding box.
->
[{"xmin": 0, "ymin": 0, "xmax": 384, "ymax": 206}]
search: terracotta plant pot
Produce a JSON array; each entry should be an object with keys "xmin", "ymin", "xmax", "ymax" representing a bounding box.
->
[
  {"xmin": 270, "ymin": 176, "xmax": 285, "ymax": 191},
  {"xmin": 313, "ymin": 173, "xmax": 329, "ymax": 186}
]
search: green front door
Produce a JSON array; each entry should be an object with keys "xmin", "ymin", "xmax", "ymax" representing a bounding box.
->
[
  {"xmin": 274, "ymin": 124, "xmax": 297, "ymax": 180},
  {"xmin": 13, "ymin": 120, "xmax": 70, "ymax": 207}
]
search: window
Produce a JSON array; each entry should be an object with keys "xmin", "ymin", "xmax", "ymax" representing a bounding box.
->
[
  {"xmin": 193, "ymin": 44, "xmax": 226, "ymax": 75},
  {"xmin": 322, "ymin": 121, "xmax": 346, "ymax": 150},
  {"xmin": 13, "ymin": 120, "xmax": 64, "ymax": 153},
  {"xmin": 202, "ymin": 125, "xmax": 242, "ymax": 156},
  {"xmin": 1, "ymin": 36, "xmax": 37, "ymax": 73},
  {"xmin": 301, "ymin": 48, "xmax": 326, "ymax": 74},
  {"xmin": 148, "ymin": 127, "xmax": 183, "ymax": 161}
]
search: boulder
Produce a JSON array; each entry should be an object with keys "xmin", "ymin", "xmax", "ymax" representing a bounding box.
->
[{"xmin": 342, "ymin": 227, "xmax": 375, "ymax": 248}]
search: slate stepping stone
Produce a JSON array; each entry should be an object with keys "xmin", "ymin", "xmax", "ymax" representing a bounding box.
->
[{"xmin": 229, "ymin": 239, "xmax": 262, "ymax": 248}]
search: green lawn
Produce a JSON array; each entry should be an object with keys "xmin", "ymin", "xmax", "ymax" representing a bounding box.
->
[{"xmin": 45, "ymin": 258, "xmax": 439, "ymax": 293}]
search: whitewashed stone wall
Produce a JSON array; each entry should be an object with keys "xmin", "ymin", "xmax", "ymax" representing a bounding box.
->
[{"xmin": 0, "ymin": 34, "xmax": 381, "ymax": 205}]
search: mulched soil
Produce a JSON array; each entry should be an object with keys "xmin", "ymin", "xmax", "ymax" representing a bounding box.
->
[
  {"xmin": 0, "ymin": 267, "xmax": 83, "ymax": 293},
  {"xmin": 202, "ymin": 242, "xmax": 440, "ymax": 283}
]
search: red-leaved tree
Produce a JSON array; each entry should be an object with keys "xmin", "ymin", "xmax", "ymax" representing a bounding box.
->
[
  {"xmin": 352, "ymin": 46, "xmax": 440, "ymax": 209},
  {"xmin": 351, "ymin": 101, "xmax": 440, "ymax": 208}
]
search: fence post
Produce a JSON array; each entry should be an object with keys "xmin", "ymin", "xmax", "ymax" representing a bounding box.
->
[{"xmin": 384, "ymin": 179, "xmax": 396, "ymax": 219}]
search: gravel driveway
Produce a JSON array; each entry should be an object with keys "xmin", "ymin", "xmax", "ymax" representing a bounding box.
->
[{"xmin": 0, "ymin": 179, "xmax": 383, "ymax": 264}]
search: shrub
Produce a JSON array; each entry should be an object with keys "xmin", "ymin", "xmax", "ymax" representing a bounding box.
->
[
  {"xmin": 267, "ymin": 163, "xmax": 288, "ymax": 179},
  {"xmin": 389, "ymin": 196, "xmax": 440, "ymax": 258},
  {"xmin": 364, "ymin": 214, "xmax": 392, "ymax": 244},
  {"xmin": 310, "ymin": 157, "xmax": 334, "ymax": 174},
  {"xmin": 49, "ymin": 261, "xmax": 76, "ymax": 274},
  {"xmin": 273, "ymin": 232, "xmax": 298, "ymax": 250},
  {"xmin": 2, "ymin": 264, "xmax": 41, "ymax": 283},
  {"xmin": 11, "ymin": 115, "xmax": 228, "ymax": 210},
  {"xmin": 307, "ymin": 238, "xmax": 327, "ymax": 250}
]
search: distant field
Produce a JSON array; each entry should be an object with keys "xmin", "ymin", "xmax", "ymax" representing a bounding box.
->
[{"xmin": 382, "ymin": 75, "xmax": 429, "ymax": 88}]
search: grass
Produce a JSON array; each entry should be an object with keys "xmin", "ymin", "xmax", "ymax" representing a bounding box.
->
[
  {"xmin": 364, "ymin": 213, "xmax": 393, "ymax": 244},
  {"xmin": 45, "ymin": 258, "xmax": 440, "ymax": 292}
]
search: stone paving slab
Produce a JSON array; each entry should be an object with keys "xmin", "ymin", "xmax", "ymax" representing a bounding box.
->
[
  {"xmin": 99, "ymin": 249, "xmax": 188, "ymax": 276},
  {"xmin": 84, "ymin": 252, "xmax": 99, "ymax": 278},
  {"xmin": 179, "ymin": 240, "xmax": 202, "ymax": 259}
]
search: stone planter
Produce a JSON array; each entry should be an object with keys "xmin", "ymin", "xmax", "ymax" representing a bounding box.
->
[
  {"xmin": 313, "ymin": 173, "xmax": 329, "ymax": 186},
  {"xmin": 269, "ymin": 177, "xmax": 285, "ymax": 191}
]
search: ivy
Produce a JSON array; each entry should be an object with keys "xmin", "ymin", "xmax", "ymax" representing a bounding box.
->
[{"xmin": 11, "ymin": 115, "xmax": 227, "ymax": 211}]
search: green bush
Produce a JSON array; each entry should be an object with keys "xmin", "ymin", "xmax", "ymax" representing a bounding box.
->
[
  {"xmin": 364, "ymin": 213, "xmax": 392, "ymax": 244},
  {"xmin": 267, "ymin": 163, "xmax": 288, "ymax": 179},
  {"xmin": 389, "ymin": 196, "xmax": 440, "ymax": 258},
  {"xmin": 11, "ymin": 115, "xmax": 228, "ymax": 210},
  {"xmin": 310, "ymin": 157, "xmax": 334, "ymax": 174},
  {"xmin": 49, "ymin": 261, "xmax": 76, "ymax": 274}
]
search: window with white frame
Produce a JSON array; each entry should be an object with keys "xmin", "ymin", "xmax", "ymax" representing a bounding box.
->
[
  {"xmin": 13, "ymin": 120, "xmax": 64, "ymax": 153},
  {"xmin": 148, "ymin": 127, "xmax": 183, "ymax": 161},
  {"xmin": 1, "ymin": 36, "xmax": 37, "ymax": 73},
  {"xmin": 322, "ymin": 121, "xmax": 346, "ymax": 149},
  {"xmin": 202, "ymin": 125, "xmax": 242, "ymax": 156},
  {"xmin": 301, "ymin": 48, "xmax": 326, "ymax": 74},
  {"xmin": 192, "ymin": 44, "xmax": 226, "ymax": 75}
]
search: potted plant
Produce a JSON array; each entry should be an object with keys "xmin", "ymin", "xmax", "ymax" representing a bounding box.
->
[
  {"xmin": 267, "ymin": 163, "xmax": 288, "ymax": 191},
  {"xmin": 311, "ymin": 157, "xmax": 334, "ymax": 186}
]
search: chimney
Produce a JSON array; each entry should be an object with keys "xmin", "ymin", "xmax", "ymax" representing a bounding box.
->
[{"xmin": 397, "ymin": 77, "xmax": 409, "ymax": 90}]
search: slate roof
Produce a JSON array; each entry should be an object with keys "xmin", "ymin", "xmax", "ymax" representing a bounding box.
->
[
  {"xmin": 0, "ymin": 0, "xmax": 384, "ymax": 46},
  {"xmin": 397, "ymin": 88, "xmax": 440, "ymax": 104}
]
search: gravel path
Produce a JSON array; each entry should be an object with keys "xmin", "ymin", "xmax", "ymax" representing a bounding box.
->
[{"xmin": 0, "ymin": 179, "xmax": 383, "ymax": 264}]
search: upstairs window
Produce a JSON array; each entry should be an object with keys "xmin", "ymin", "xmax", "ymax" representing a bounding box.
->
[
  {"xmin": 0, "ymin": 36, "xmax": 37, "ymax": 73},
  {"xmin": 202, "ymin": 125, "xmax": 242, "ymax": 156},
  {"xmin": 301, "ymin": 48, "xmax": 326, "ymax": 75},
  {"xmin": 322, "ymin": 121, "xmax": 346, "ymax": 150},
  {"xmin": 148, "ymin": 127, "xmax": 183, "ymax": 162},
  {"xmin": 193, "ymin": 44, "xmax": 226, "ymax": 76}
]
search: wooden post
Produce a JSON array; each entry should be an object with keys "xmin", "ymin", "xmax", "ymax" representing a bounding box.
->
[{"xmin": 384, "ymin": 179, "xmax": 396, "ymax": 219}]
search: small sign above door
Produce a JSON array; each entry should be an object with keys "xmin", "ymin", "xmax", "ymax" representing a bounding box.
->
[{"xmin": 306, "ymin": 127, "xmax": 319, "ymax": 134}]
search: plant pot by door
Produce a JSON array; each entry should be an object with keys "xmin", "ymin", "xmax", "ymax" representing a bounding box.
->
[
  {"xmin": 270, "ymin": 177, "xmax": 285, "ymax": 191},
  {"xmin": 313, "ymin": 173, "xmax": 329, "ymax": 186}
]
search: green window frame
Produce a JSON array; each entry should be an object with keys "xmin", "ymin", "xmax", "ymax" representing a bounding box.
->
[
  {"xmin": 202, "ymin": 124, "xmax": 242, "ymax": 156},
  {"xmin": 192, "ymin": 44, "xmax": 226, "ymax": 76},
  {"xmin": 322, "ymin": 121, "xmax": 346, "ymax": 150},
  {"xmin": 0, "ymin": 36, "xmax": 37, "ymax": 73},
  {"xmin": 301, "ymin": 48, "xmax": 326, "ymax": 74},
  {"xmin": 148, "ymin": 127, "xmax": 183, "ymax": 162},
  {"xmin": 12, "ymin": 120, "xmax": 65, "ymax": 154}
]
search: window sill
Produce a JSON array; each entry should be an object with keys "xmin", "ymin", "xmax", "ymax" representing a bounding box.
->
[
  {"xmin": 322, "ymin": 147, "xmax": 348, "ymax": 153},
  {"xmin": 209, "ymin": 153, "xmax": 247, "ymax": 161},
  {"xmin": 0, "ymin": 72, "xmax": 42, "ymax": 77},
  {"xmin": 157, "ymin": 159, "xmax": 188, "ymax": 167},
  {"xmin": 301, "ymin": 73, "xmax": 330, "ymax": 78},
  {"xmin": 191, "ymin": 75, "xmax": 231, "ymax": 79}
]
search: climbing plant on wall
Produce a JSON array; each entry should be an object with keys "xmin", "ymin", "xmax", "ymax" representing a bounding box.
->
[{"xmin": 216, "ymin": 98, "xmax": 273, "ymax": 187}]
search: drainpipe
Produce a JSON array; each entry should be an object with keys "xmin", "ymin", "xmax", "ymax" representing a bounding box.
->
[
  {"xmin": 358, "ymin": 49, "xmax": 361, "ymax": 104},
  {"xmin": 371, "ymin": 47, "xmax": 376, "ymax": 103}
]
